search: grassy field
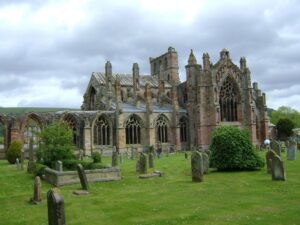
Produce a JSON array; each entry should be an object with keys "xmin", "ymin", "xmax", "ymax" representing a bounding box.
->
[{"xmin": 0, "ymin": 152, "xmax": 299, "ymax": 225}]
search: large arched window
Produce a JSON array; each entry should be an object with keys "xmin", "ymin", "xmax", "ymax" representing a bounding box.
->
[
  {"xmin": 125, "ymin": 115, "xmax": 141, "ymax": 144},
  {"xmin": 219, "ymin": 77, "xmax": 239, "ymax": 122},
  {"xmin": 179, "ymin": 117, "xmax": 188, "ymax": 142},
  {"xmin": 93, "ymin": 116, "xmax": 110, "ymax": 145},
  {"xmin": 89, "ymin": 87, "xmax": 97, "ymax": 110},
  {"xmin": 23, "ymin": 117, "xmax": 41, "ymax": 145},
  {"xmin": 156, "ymin": 115, "xmax": 168, "ymax": 143}
]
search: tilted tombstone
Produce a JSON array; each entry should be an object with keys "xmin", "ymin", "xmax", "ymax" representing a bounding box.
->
[
  {"xmin": 27, "ymin": 138, "xmax": 36, "ymax": 173},
  {"xmin": 265, "ymin": 150, "xmax": 277, "ymax": 174},
  {"xmin": 271, "ymin": 155, "xmax": 286, "ymax": 181},
  {"xmin": 271, "ymin": 140, "xmax": 281, "ymax": 156},
  {"xmin": 149, "ymin": 152, "xmax": 154, "ymax": 168},
  {"xmin": 112, "ymin": 149, "xmax": 119, "ymax": 167},
  {"xmin": 16, "ymin": 158, "xmax": 21, "ymax": 170},
  {"xmin": 202, "ymin": 152, "xmax": 209, "ymax": 174},
  {"xmin": 56, "ymin": 161, "xmax": 63, "ymax": 172},
  {"xmin": 139, "ymin": 153, "xmax": 147, "ymax": 174},
  {"xmin": 47, "ymin": 189, "xmax": 66, "ymax": 225},
  {"xmin": 76, "ymin": 164, "xmax": 89, "ymax": 191},
  {"xmin": 31, "ymin": 176, "xmax": 42, "ymax": 204},
  {"xmin": 191, "ymin": 151, "xmax": 204, "ymax": 182},
  {"xmin": 287, "ymin": 139, "xmax": 297, "ymax": 160}
]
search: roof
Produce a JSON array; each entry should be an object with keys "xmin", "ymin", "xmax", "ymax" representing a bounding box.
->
[{"xmin": 92, "ymin": 72, "xmax": 173, "ymax": 88}]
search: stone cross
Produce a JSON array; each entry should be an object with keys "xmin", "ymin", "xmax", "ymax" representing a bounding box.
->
[
  {"xmin": 16, "ymin": 158, "xmax": 20, "ymax": 170},
  {"xmin": 139, "ymin": 153, "xmax": 147, "ymax": 174},
  {"xmin": 76, "ymin": 164, "xmax": 89, "ymax": 191},
  {"xmin": 47, "ymin": 189, "xmax": 66, "ymax": 225},
  {"xmin": 265, "ymin": 150, "xmax": 277, "ymax": 174},
  {"xmin": 149, "ymin": 152, "xmax": 154, "ymax": 168},
  {"xmin": 202, "ymin": 152, "xmax": 209, "ymax": 174},
  {"xmin": 112, "ymin": 149, "xmax": 119, "ymax": 167},
  {"xmin": 56, "ymin": 161, "xmax": 63, "ymax": 172},
  {"xmin": 271, "ymin": 155, "xmax": 286, "ymax": 181},
  {"xmin": 31, "ymin": 176, "xmax": 42, "ymax": 204},
  {"xmin": 191, "ymin": 151, "xmax": 204, "ymax": 182}
]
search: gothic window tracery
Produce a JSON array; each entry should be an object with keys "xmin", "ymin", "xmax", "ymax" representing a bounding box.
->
[
  {"xmin": 64, "ymin": 115, "xmax": 77, "ymax": 145},
  {"xmin": 179, "ymin": 117, "xmax": 188, "ymax": 142},
  {"xmin": 219, "ymin": 77, "xmax": 239, "ymax": 122},
  {"xmin": 156, "ymin": 115, "xmax": 168, "ymax": 143},
  {"xmin": 125, "ymin": 115, "xmax": 141, "ymax": 144},
  {"xmin": 93, "ymin": 116, "xmax": 110, "ymax": 145}
]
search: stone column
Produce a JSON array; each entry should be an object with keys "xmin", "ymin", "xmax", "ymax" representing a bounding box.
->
[{"xmin": 83, "ymin": 118, "xmax": 92, "ymax": 156}]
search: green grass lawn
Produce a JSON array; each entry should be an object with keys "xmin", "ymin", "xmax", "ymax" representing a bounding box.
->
[{"xmin": 0, "ymin": 152, "xmax": 300, "ymax": 225}]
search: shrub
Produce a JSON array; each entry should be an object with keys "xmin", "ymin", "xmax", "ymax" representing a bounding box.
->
[
  {"xmin": 92, "ymin": 152, "xmax": 101, "ymax": 163},
  {"xmin": 36, "ymin": 122, "xmax": 76, "ymax": 168},
  {"xmin": 210, "ymin": 126, "xmax": 264, "ymax": 171},
  {"xmin": 7, "ymin": 140, "xmax": 22, "ymax": 164},
  {"xmin": 33, "ymin": 163, "xmax": 47, "ymax": 177}
]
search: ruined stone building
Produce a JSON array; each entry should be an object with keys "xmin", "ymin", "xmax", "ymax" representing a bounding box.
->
[{"xmin": 0, "ymin": 47, "xmax": 269, "ymax": 158}]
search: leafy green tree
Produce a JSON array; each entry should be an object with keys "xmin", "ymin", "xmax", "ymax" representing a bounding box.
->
[
  {"xmin": 210, "ymin": 126, "xmax": 264, "ymax": 171},
  {"xmin": 36, "ymin": 122, "xmax": 76, "ymax": 167},
  {"xmin": 276, "ymin": 118, "xmax": 295, "ymax": 140},
  {"xmin": 271, "ymin": 106, "xmax": 300, "ymax": 128},
  {"xmin": 6, "ymin": 140, "xmax": 22, "ymax": 164}
]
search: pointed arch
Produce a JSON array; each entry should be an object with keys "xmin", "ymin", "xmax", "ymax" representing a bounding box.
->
[
  {"xmin": 88, "ymin": 86, "xmax": 97, "ymax": 110},
  {"xmin": 179, "ymin": 116, "xmax": 188, "ymax": 142},
  {"xmin": 219, "ymin": 76, "xmax": 240, "ymax": 122},
  {"xmin": 93, "ymin": 114, "xmax": 112, "ymax": 145},
  {"xmin": 20, "ymin": 113, "xmax": 43, "ymax": 147},
  {"xmin": 155, "ymin": 114, "xmax": 169, "ymax": 143},
  {"xmin": 62, "ymin": 113, "xmax": 79, "ymax": 146},
  {"xmin": 125, "ymin": 114, "xmax": 143, "ymax": 144}
]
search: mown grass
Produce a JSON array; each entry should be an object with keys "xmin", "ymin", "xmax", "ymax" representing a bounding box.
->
[{"xmin": 0, "ymin": 152, "xmax": 300, "ymax": 225}]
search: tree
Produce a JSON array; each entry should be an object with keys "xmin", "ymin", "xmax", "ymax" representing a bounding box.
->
[
  {"xmin": 210, "ymin": 126, "xmax": 264, "ymax": 171},
  {"xmin": 36, "ymin": 122, "xmax": 76, "ymax": 167},
  {"xmin": 271, "ymin": 106, "xmax": 300, "ymax": 128},
  {"xmin": 276, "ymin": 118, "xmax": 295, "ymax": 140},
  {"xmin": 6, "ymin": 140, "xmax": 22, "ymax": 164}
]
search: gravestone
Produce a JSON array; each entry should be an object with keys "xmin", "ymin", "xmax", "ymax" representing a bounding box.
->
[
  {"xmin": 130, "ymin": 147, "xmax": 135, "ymax": 160},
  {"xmin": 191, "ymin": 151, "xmax": 204, "ymax": 182},
  {"xmin": 112, "ymin": 149, "xmax": 119, "ymax": 167},
  {"xmin": 78, "ymin": 149, "xmax": 84, "ymax": 161},
  {"xmin": 136, "ymin": 159, "xmax": 140, "ymax": 172},
  {"xmin": 31, "ymin": 176, "xmax": 42, "ymax": 204},
  {"xmin": 149, "ymin": 152, "xmax": 154, "ymax": 168},
  {"xmin": 139, "ymin": 153, "xmax": 147, "ymax": 174},
  {"xmin": 47, "ymin": 189, "xmax": 66, "ymax": 225},
  {"xmin": 20, "ymin": 151, "xmax": 24, "ymax": 170},
  {"xmin": 56, "ymin": 161, "xmax": 63, "ymax": 172},
  {"xmin": 16, "ymin": 158, "xmax": 20, "ymax": 170},
  {"xmin": 271, "ymin": 140, "xmax": 281, "ymax": 156},
  {"xmin": 265, "ymin": 150, "xmax": 277, "ymax": 174},
  {"xmin": 287, "ymin": 139, "xmax": 297, "ymax": 160},
  {"xmin": 27, "ymin": 138, "xmax": 36, "ymax": 173},
  {"xmin": 281, "ymin": 142, "xmax": 287, "ymax": 153},
  {"xmin": 271, "ymin": 155, "xmax": 286, "ymax": 181},
  {"xmin": 202, "ymin": 152, "xmax": 209, "ymax": 174},
  {"xmin": 76, "ymin": 164, "xmax": 89, "ymax": 191}
]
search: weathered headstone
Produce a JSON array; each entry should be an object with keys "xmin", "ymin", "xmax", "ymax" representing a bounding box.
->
[
  {"xmin": 139, "ymin": 153, "xmax": 147, "ymax": 174},
  {"xmin": 56, "ymin": 161, "xmax": 63, "ymax": 172},
  {"xmin": 112, "ymin": 149, "xmax": 119, "ymax": 167},
  {"xmin": 287, "ymin": 139, "xmax": 297, "ymax": 160},
  {"xmin": 78, "ymin": 149, "xmax": 84, "ymax": 161},
  {"xmin": 31, "ymin": 176, "xmax": 42, "ymax": 204},
  {"xmin": 130, "ymin": 147, "xmax": 135, "ymax": 160},
  {"xmin": 149, "ymin": 152, "xmax": 154, "ymax": 168},
  {"xmin": 136, "ymin": 159, "xmax": 140, "ymax": 172},
  {"xmin": 47, "ymin": 189, "xmax": 66, "ymax": 225},
  {"xmin": 76, "ymin": 164, "xmax": 89, "ymax": 191},
  {"xmin": 27, "ymin": 138, "xmax": 36, "ymax": 173},
  {"xmin": 271, "ymin": 140, "xmax": 281, "ymax": 156},
  {"xmin": 16, "ymin": 158, "xmax": 20, "ymax": 170},
  {"xmin": 265, "ymin": 150, "xmax": 277, "ymax": 174},
  {"xmin": 271, "ymin": 155, "xmax": 286, "ymax": 181},
  {"xmin": 191, "ymin": 151, "xmax": 204, "ymax": 182},
  {"xmin": 202, "ymin": 152, "xmax": 209, "ymax": 174}
]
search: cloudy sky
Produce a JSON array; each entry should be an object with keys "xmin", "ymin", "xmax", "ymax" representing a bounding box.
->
[{"xmin": 0, "ymin": 0, "xmax": 299, "ymax": 110}]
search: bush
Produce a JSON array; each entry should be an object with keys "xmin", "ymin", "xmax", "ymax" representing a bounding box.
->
[
  {"xmin": 92, "ymin": 152, "xmax": 101, "ymax": 163},
  {"xmin": 7, "ymin": 140, "xmax": 22, "ymax": 164},
  {"xmin": 210, "ymin": 126, "xmax": 264, "ymax": 171},
  {"xmin": 33, "ymin": 163, "xmax": 47, "ymax": 177},
  {"xmin": 36, "ymin": 122, "xmax": 76, "ymax": 168}
]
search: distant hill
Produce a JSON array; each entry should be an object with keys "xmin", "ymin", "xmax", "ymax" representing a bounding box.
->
[{"xmin": 0, "ymin": 107, "xmax": 79, "ymax": 116}]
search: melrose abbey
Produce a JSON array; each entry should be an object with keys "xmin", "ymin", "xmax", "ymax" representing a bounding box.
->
[{"xmin": 0, "ymin": 47, "xmax": 269, "ymax": 157}]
